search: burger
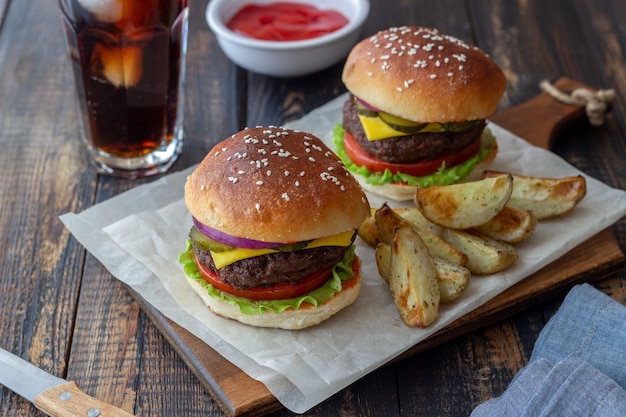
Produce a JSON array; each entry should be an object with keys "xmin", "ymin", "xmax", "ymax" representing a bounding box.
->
[
  {"xmin": 334, "ymin": 26, "xmax": 507, "ymax": 201},
  {"xmin": 179, "ymin": 126, "xmax": 370, "ymax": 329}
]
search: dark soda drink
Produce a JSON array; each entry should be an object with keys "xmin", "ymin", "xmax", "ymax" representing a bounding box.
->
[{"xmin": 59, "ymin": 0, "xmax": 188, "ymax": 177}]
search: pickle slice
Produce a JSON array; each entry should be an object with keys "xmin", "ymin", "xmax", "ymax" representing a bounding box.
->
[
  {"xmin": 378, "ymin": 112, "xmax": 427, "ymax": 133},
  {"xmin": 190, "ymin": 226, "xmax": 234, "ymax": 253},
  {"xmin": 354, "ymin": 100, "xmax": 379, "ymax": 118}
]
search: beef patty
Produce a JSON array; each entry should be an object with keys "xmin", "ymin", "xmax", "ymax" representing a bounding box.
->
[
  {"xmin": 192, "ymin": 240, "xmax": 350, "ymax": 289},
  {"xmin": 342, "ymin": 96, "xmax": 486, "ymax": 163}
]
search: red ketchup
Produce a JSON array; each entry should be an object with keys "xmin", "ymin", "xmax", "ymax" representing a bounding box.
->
[{"xmin": 226, "ymin": 2, "xmax": 349, "ymax": 41}]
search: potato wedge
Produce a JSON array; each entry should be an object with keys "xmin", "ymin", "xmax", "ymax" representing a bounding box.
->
[
  {"xmin": 394, "ymin": 207, "xmax": 444, "ymax": 236},
  {"xmin": 443, "ymin": 228, "xmax": 518, "ymax": 275},
  {"xmin": 358, "ymin": 209, "xmax": 380, "ymax": 247},
  {"xmin": 375, "ymin": 204, "xmax": 468, "ymax": 266},
  {"xmin": 375, "ymin": 242, "xmax": 392, "ymax": 283},
  {"xmin": 483, "ymin": 171, "xmax": 586, "ymax": 219},
  {"xmin": 433, "ymin": 257, "xmax": 470, "ymax": 303},
  {"xmin": 376, "ymin": 243, "xmax": 470, "ymax": 303},
  {"xmin": 473, "ymin": 206, "xmax": 537, "ymax": 243},
  {"xmin": 414, "ymin": 174, "xmax": 514, "ymax": 229},
  {"xmin": 388, "ymin": 228, "xmax": 440, "ymax": 327}
]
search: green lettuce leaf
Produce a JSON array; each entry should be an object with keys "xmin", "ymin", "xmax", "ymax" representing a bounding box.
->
[
  {"xmin": 178, "ymin": 241, "xmax": 357, "ymax": 315},
  {"xmin": 332, "ymin": 124, "xmax": 497, "ymax": 187}
]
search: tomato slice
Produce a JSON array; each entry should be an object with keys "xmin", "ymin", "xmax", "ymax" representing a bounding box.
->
[
  {"xmin": 343, "ymin": 131, "xmax": 481, "ymax": 177},
  {"xmin": 195, "ymin": 255, "xmax": 333, "ymax": 300}
]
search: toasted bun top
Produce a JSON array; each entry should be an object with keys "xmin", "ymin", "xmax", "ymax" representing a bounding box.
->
[
  {"xmin": 185, "ymin": 127, "xmax": 370, "ymax": 242},
  {"xmin": 342, "ymin": 26, "xmax": 507, "ymax": 123}
]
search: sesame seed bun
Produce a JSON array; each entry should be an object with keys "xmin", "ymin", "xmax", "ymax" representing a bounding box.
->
[
  {"xmin": 342, "ymin": 26, "xmax": 506, "ymax": 123},
  {"xmin": 185, "ymin": 126, "xmax": 370, "ymax": 243}
]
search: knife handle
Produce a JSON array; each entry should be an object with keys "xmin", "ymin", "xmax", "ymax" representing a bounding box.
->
[{"xmin": 33, "ymin": 381, "xmax": 135, "ymax": 417}]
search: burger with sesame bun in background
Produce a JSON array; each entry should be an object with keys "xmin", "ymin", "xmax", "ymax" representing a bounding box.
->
[
  {"xmin": 179, "ymin": 126, "xmax": 371, "ymax": 330},
  {"xmin": 334, "ymin": 26, "xmax": 507, "ymax": 201}
]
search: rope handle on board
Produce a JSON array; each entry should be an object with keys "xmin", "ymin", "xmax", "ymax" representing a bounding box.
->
[{"xmin": 539, "ymin": 80, "xmax": 616, "ymax": 126}]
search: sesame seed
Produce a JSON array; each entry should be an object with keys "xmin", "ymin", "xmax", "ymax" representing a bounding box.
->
[
  {"xmin": 256, "ymin": 180, "xmax": 264, "ymax": 185},
  {"xmin": 255, "ymin": 203, "xmax": 261, "ymax": 211},
  {"xmin": 284, "ymin": 170, "xmax": 290, "ymax": 176},
  {"xmin": 200, "ymin": 185, "xmax": 205, "ymax": 190},
  {"xmin": 309, "ymin": 157, "xmax": 316, "ymax": 162},
  {"xmin": 228, "ymin": 177, "xmax": 238, "ymax": 183},
  {"xmin": 282, "ymin": 193, "xmax": 290, "ymax": 201},
  {"xmin": 266, "ymin": 170, "xmax": 271, "ymax": 176},
  {"xmin": 429, "ymin": 73, "xmax": 437, "ymax": 79}
]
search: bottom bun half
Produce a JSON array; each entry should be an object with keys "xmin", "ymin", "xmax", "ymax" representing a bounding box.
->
[{"xmin": 186, "ymin": 259, "xmax": 362, "ymax": 330}]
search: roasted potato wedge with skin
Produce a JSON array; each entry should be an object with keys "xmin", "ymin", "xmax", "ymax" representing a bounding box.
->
[
  {"xmin": 433, "ymin": 257, "xmax": 471, "ymax": 303},
  {"xmin": 376, "ymin": 243, "xmax": 470, "ymax": 303},
  {"xmin": 414, "ymin": 174, "xmax": 514, "ymax": 229},
  {"xmin": 483, "ymin": 171, "xmax": 587, "ymax": 220},
  {"xmin": 358, "ymin": 210, "xmax": 380, "ymax": 247},
  {"xmin": 473, "ymin": 206, "xmax": 537, "ymax": 243},
  {"xmin": 375, "ymin": 242, "xmax": 392, "ymax": 283},
  {"xmin": 388, "ymin": 228, "xmax": 440, "ymax": 328},
  {"xmin": 443, "ymin": 228, "xmax": 518, "ymax": 275},
  {"xmin": 394, "ymin": 207, "xmax": 444, "ymax": 236},
  {"xmin": 375, "ymin": 204, "xmax": 468, "ymax": 266}
]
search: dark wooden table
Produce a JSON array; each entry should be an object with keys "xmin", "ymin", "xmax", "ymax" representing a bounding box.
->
[{"xmin": 1, "ymin": 0, "xmax": 625, "ymax": 416}]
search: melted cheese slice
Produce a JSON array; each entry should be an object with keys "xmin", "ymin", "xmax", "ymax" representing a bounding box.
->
[
  {"xmin": 357, "ymin": 114, "xmax": 445, "ymax": 141},
  {"xmin": 211, "ymin": 230, "xmax": 356, "ymax": 269}
]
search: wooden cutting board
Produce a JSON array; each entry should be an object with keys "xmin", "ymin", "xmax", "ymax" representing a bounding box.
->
[{"xmin": 128, "ymin": 77, "xmax": 625, "ymax": 417}]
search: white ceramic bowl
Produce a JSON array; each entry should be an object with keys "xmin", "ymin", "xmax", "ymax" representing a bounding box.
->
[{"xmin": 206, "ymin": 0, "xmax": 370, "ymax": 77}]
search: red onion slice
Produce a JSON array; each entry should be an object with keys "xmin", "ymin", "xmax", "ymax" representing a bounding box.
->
[
  {"xmin": 192, "ymin": 217, "xmax": 283, "ymax": 249},
  {"xmin": 355, "ymin": 96, "xmax": 381, "ymax": 112}
]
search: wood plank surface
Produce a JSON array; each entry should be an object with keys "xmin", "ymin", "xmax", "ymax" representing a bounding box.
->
[
  {"xmin": 124, "ymin": 77, "xmax": 625, "ymax": 417},
  {"xmin": 1, "ymin": 1, "xmax": 625, "ymax": 417}
]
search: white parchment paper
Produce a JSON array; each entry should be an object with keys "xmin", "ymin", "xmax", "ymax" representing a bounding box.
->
[{"xmin": 60, "ymin": 93, "xmax": 626, "ymax": 413}]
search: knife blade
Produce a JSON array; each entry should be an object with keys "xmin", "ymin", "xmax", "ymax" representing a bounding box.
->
[{"xmin": 0, "ymin": 347, "xmax": 135, "ymax": 417}]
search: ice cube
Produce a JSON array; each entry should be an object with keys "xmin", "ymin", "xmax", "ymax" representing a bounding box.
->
[
  {"xmin": 90, "ymin": 43, "xmax": 143, "ymax": 88},
  {"xmin": 77, "ymin": 0, "xmax": 124, "ymax": 23}
]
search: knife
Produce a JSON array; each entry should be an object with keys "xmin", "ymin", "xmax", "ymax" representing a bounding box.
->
[{"xmin": 0, "ymin": 347, "xmax": 135, "ymax": 417}]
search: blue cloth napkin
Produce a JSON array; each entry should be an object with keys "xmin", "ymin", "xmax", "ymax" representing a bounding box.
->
[{"xmin": 471, "ymin": 283, "xmax": 626, "ymax": 417}]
